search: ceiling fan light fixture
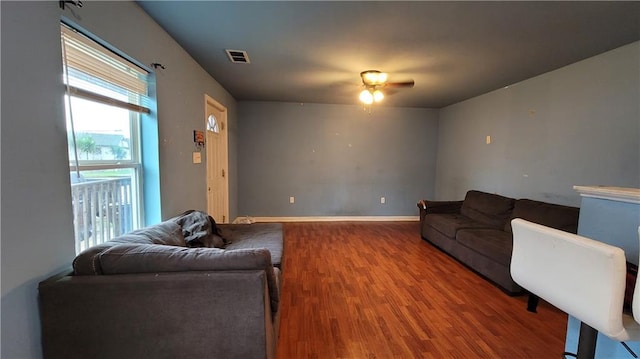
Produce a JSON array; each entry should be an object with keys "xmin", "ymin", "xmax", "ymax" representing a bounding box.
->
[
  {"xmin": 373, "ymin": 89, "xmax": 384, "ymax": 102},
  {"xmin": 358, "ymin": 69, "xmax": 413, "ymax": 105},
  {"xmin": 361, "ymin": 70, "xmax": 387, "ymax": 85},
  {"xmin": 359, "ymin": 88, "xmax": 384, "ymax": 104},
  {"xmin": 359, "ymin": 89, "xmax": 374, "ymax": 104}
]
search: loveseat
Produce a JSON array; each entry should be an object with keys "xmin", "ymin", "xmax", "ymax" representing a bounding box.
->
[
  {"xmin": 38, "ymin": 210, "xmax": 284, "ymax": 359},
  {"xmin": 418, "ymin": 190, "xmax": 579, "ymax": 295}
]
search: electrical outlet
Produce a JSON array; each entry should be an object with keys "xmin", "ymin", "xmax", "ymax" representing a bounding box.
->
[
  {"xmin": 381, "ymin": 197, "xmax": 386, "ymax": 204},
  {"xmin": 289, "ymin": 196, "xmax": 295, "ymax": 204}
]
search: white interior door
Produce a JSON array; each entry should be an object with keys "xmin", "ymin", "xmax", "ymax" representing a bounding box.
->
[{"xmin": 205, "ymin": 94, "xmax": 229, "ymax": 223}]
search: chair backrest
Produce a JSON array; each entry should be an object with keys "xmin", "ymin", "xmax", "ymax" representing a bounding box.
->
[
  {"xmin": 633, "ymin": 226, "xmax": 640, "ymax": 324},
  {"xmin": 511, "ymin": 218, "xmax": 628, "ymax": 339}
]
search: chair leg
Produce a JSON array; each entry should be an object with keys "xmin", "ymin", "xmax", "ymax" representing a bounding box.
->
[
  {"xmin": 621, "ymin": 342, "xmax": 638, "ymax": 358},
  {"xmin": 576, "ymin": 322, "xmax": 598, "ymax": 359},
  {"xmin": 527, "ymin": 294, "xmax": 539, "ymax": 313}
]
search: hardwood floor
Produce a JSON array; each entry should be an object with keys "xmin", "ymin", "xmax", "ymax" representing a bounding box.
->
[{"xmin": 276, "ymin": 222, "xmax": 567, "ymax": 358}]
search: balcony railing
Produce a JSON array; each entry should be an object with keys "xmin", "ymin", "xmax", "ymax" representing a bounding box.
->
[{"xmin": 71, "ymin": 177, "xmax": 133, "ymax": 253}]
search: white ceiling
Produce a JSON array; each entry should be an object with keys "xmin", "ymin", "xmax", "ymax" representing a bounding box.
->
[{"xmin": 137, "ymin": 1, "xmax": 640, "ymax": 109}]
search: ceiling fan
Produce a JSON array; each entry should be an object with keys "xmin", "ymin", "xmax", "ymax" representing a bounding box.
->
[{"xmin": 358, "ymin": 70, "xmax": 414, "ymax": 105}]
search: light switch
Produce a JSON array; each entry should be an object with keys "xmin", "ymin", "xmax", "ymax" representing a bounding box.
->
[{"xmin": 192, "ymin": 152, "xmax": 202, "ymax": 164}]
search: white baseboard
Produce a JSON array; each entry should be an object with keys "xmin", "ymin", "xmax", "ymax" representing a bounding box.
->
[{"xmin": 247, "ymin": 216, "xmax": 419, "ymax": 223}]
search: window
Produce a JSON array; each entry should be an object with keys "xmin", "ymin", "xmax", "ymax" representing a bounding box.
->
[
  {"xmin": 207, "ymin": 114, "xmax": 220, "ymax": 133},
  {"xmin": 61, "ymin": 23, "xmax": 150, "ymax": 253}
]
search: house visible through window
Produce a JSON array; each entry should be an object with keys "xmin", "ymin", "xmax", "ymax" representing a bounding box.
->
[{"xmin": 61, "ymin": 23, "xmax": 151, "ymax": 254}]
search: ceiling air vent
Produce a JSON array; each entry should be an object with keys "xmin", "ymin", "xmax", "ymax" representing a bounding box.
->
[{"xmin": 225, "ymin": 49, "xmax": 250, "ymax": 64}]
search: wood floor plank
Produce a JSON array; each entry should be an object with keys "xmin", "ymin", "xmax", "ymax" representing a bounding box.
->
[{"xmin": 276, "ymin": 222, "xmax": 567, "ymax": 358}]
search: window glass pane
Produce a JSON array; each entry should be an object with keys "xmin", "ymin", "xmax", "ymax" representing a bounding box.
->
[
  {"xmin": 70, "ymin": 168, "xmax": 138, "ymax": 253},
  {"xmin": 65, "ymin": 95, "xmax": 133, "ymax": 162},
  {"xmin": 207, "ymin": 114, "xmax": 220, "ymax": 133}
]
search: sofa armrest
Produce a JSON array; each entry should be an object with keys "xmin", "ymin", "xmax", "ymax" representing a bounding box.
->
[
  {"xmin": 418, "ymin": 200, "xmax": 464, "ymax": 213},
  {"xmin": 39, "ymin": 270, "xmax": 277, "ymax": 359},
  {"xmin": 418, "ymin": 200, "xmax": 463, "ymax": 226}
]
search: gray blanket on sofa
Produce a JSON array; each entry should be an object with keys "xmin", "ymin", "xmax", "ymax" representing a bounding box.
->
[{"xmin": 170, "ymin": 210, "xmax": 227, "ymax": 248}]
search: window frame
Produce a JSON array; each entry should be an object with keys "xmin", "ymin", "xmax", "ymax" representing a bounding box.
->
[{"xmin": 61, "ymin": 21, "xmax": 151, "ymax": 251}]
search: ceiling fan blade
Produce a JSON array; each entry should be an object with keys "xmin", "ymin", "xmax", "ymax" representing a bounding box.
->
[{"xmin": 385, "ymin": 80, "xmax": 415, "ymax": 88}]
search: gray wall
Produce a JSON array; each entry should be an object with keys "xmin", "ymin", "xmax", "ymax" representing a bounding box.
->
[
  {"xmin": 2, "ymin": 2, "xmax": 636, "ymax": 357},
  {"xmin": 1, "ymin": 1, "xmax": 237, "ymax": 357},
  {"xmin": 435, "ymin": 42, "xmax": 640, "ymax": 206},
  {"xmin": 237, "ymin": 102, "xmax": 439, "ymax": 217}
]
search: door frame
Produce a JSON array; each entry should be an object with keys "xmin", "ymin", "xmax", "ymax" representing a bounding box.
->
[{"xmin": 204, "ymin": 94, "xmax": 229, "ymax": 223}]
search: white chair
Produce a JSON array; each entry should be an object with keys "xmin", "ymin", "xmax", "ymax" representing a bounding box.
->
[
  {"xmin": 633, "ymin": 226, "xmax": 640, "ymax": 325},
  {"xmin": 511, "ymin": 219, "xmax": 640, "ymax": 359}
]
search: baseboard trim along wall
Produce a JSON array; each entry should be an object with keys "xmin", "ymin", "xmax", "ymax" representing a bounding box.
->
[{"xmin": 244, "ymin": 216, "xmax": 419, "ymax": 223}]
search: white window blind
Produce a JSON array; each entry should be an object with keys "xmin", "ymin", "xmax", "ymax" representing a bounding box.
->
[{"xmin": 61, "ymin": 24, "xmax": 150, "ymax": 114}]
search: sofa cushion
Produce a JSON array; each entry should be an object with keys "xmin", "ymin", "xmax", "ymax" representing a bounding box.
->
[
  {"xmin": 113, "ymin": 220, "xmax": 186, "ymax": 247},
  {"xmin": 460, "ymin": 190, "xmax": 515, "ymax": 229},
  {"xmin": 98, "ymin": 244, "xmax": 280, "ymax": 312},
  {"xmin": 424, "ymin": 213, "xmax": 494, "ymax": 238},
  {"xmin": 73, "ymin": 220, "xmax": 185, "ymax": 275},
  {"xmin": 220, "ymin": 223, "xmax": 284, "ymax": 268},
  {"xmin": 505, "ymin": 199, "xmax": 580, "ymax": 234},
  {"xmin": 456, "ymin": 229, "xmax": 513, "ymax": 267}
]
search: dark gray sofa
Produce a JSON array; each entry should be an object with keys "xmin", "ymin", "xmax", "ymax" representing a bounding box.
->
[
  {"xmin": 418, "ymin": 190, "xmax": 579, "ymax": 295},
  {"xmin": 38, "ymin": 211, "xmax": 283, "ymax": 359}
]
